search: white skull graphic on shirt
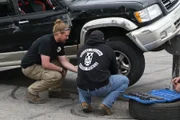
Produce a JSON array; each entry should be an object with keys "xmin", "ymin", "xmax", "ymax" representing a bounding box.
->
[
  {"xmin": 79, "ymin": 48, "xmax": 103, "ymax": 71},
  {"xmin": 84, "ymin": 52, "xmax": 94, "ymax": 66}
]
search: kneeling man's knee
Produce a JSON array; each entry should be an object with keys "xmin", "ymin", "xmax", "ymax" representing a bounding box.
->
[
  {"xmin": 123, "ymin": 76, "xmax": 129, "ymax": 85},
  {"xmin": 53, "ymin": 72, "xmax": 62, "ymax": 81},
  {"xmin": 43, "ymin": 71, "xmax": 62, "ymax": 82}
]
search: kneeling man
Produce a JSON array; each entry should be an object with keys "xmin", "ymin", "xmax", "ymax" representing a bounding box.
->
[{"xmin": 76, "ymin": 30, "xmax": 129, "ymax": 115}]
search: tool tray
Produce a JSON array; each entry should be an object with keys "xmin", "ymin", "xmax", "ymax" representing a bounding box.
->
[{"xmin": 124, "ymin": 88, "xmax": 180, "ymax": 104}]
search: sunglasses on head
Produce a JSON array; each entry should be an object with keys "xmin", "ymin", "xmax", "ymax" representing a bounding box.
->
[{"xmin": 64, "ymin": 27, "xmax": 71, "ymax": 31}]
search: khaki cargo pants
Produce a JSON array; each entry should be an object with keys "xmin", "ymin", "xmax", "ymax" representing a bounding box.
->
[{"xmin": 22, "ymin": 61, "xmax": 67, "ymax": 95}]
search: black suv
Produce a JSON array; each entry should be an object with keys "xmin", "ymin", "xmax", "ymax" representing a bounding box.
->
[{"xmin": 1, "ymin": 0, "xmax": 180, "ymax": 85}]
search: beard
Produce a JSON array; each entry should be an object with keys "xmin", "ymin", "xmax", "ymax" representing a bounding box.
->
[{"xmin": 58, "ymin": 39, "xmax": 66, "ymax": 43}]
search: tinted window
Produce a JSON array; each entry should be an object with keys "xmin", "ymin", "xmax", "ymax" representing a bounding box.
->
[
  {"xmin": 0, "ymin": 4, "xmax": 9, "ymax": 17},
  {"xmin": 18, "ymin": 0, "xmax": 54, "ymax": 14}
]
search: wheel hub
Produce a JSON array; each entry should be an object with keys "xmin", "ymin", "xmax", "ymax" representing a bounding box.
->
[{"xmin": 114, "ymin": 50, "xmax": 131, "ymax": 76}]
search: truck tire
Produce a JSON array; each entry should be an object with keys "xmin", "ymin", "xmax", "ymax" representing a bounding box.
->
[
  {"xmin": 129, "ymin": 99, "xmax": 180, "ymax": 120},
  {"xmin": 107, "ymin": 37, "xmax": 145, "ymax": 86}
]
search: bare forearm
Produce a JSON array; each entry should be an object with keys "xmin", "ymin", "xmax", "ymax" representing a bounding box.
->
[
  {"xmin": 61, "ymin": 61, "xmax": 77, "ymax": 73},
  {"xmin": 43, "ymin": 63, "xmax": 62, "ymax": 72}
]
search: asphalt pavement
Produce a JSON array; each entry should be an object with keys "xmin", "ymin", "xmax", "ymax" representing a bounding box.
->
[{"xmin": 0, "ymin": 50, "xmax": 173, "ymax": 120}]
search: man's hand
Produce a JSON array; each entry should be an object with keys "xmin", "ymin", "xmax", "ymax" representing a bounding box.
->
[
  {"xmin": 74, "ymin": 66, "xmax": 78, "ymax": 73},
  {"xmin": 172, "ymin": 77, "xmax": 180, "ymax": 84},
  {"xmin": 58, "ymin": 56, "xmax": 78, "ymax": 73},
  {"xmin": 172, "ymin": 77, "xmax": 180, "ymax": 92}
]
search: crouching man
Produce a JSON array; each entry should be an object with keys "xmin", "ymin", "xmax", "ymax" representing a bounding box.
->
[
  {"xmin": 76, "ymin": 30, "xmax": 129, "ymax": 115},
  {"xmin": 21, "ymin": 19, "xmax": 77, "ymax": 104}
]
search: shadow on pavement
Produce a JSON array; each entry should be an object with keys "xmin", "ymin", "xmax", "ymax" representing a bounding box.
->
[{"xmin": 0, "ymin": 68, "xmax": 33, "ymax": 87}]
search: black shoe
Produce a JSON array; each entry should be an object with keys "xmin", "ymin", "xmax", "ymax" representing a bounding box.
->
[{"xmin": 48, "ymin": 90, "xmax": 70, "ymax": 99}]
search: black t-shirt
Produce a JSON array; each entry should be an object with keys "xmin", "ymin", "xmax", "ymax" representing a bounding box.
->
[{"xmin": 21, "ymin": 34, "xmax": 65, "ymax": 68}]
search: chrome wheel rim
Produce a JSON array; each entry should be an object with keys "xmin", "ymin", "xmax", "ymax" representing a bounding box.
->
[{"xmin": 114, "ymin": 50, "xmax": 131, "ymax": 76}]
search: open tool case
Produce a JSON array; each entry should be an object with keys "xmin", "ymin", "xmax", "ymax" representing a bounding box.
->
[{"xmin": 124, "ymin": 88, "xmax": 180, "ymax": 104}]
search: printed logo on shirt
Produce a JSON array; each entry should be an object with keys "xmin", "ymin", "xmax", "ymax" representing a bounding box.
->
[
  {"xmin": 79, "ymin": 48, "xmax": 103, "ymax": 71},
  {"xmin": 57, "ymin": 47, "xmax": 61, "ymax": 53},
  {"xmin": 84, "ymin": 52, "xmax": 94, "ymax": 66}
]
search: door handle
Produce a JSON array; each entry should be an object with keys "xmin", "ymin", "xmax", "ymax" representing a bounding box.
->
[{"xmin": 18, "ymin": 20, "xmax": 29, "ymax": 24}]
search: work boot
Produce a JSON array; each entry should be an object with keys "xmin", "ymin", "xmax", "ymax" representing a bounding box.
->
[
  {"xmin": 26, "ymin": 92, "xmax": 46, "ymax": 104},
  {"xmin": 98, "ymin": 104, "xmax": 112, "ymax": 115},
  {"xmin": 48, "ymin": 89, "xmax": 70, "ymax": 99},
  {"xmin": 81, "ymin": 102, "xmax": 93, "ymax": 113}
]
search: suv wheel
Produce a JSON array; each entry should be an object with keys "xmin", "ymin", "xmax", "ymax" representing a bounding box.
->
[
  {"xmin": 129, "ymin": 99, "xmax": 180, "ymax": 120},
  {"xmin": 107, "ymin": 37, "xmax": 145, "ymax": 86}
]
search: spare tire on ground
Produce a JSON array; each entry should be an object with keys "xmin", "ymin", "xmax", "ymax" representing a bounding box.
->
[{"xmin": 129, "ymin": 99, "xmax": 180, "ymax": 120}]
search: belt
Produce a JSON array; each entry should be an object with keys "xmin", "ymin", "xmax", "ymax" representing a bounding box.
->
[{"xmin": 79, "ymin": 80, "xmax": 109, "ymax": 91}]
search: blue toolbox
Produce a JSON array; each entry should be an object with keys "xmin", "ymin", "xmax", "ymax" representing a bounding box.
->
[{"xmin": 124, "ymin": 88, "xmax": 180, "ymax": 104}]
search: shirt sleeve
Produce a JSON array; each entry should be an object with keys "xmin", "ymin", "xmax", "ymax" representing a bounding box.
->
[
  {"xmin": 57, "ymin": 44, "xmax": 65, "ymax": 56},
  {"xmin": 38, "ymin": 39, "xmax": 51, "ymax": 56}
]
